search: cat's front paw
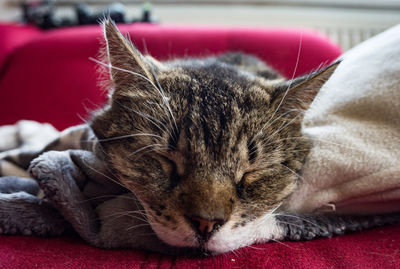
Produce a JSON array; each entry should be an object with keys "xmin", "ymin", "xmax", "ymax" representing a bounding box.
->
[
  {"xmin": 29, "ymin": 151, "xmax": 73, "ymax": 201},
  {"xmin": 29, "ymin": 154, "xmax": 52, "ymax": 180}
]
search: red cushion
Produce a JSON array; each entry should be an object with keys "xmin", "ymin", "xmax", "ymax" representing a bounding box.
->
[
  {"xmin": 0, "ymin": 23, "xmax": 40, "ymax": 71},
  {"xmin": 4, "ymin": 23, "xmax": 398, "ymax": 269}
]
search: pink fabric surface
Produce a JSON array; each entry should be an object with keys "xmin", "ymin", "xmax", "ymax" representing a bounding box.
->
[
  {"xmin": 1, "ymin": 224, "xmax": 400, "ymax": 268},
  {"xmin": 3, "ymin": 23, "xmax": 397, "ymax": 269}
]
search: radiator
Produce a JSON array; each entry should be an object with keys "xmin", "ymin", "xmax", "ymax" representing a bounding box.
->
[{"xmin": 315, "ymin": 26, "xmax": 387, "ymax": 51}]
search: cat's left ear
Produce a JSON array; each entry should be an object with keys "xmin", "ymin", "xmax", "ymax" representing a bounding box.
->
[
  {"xmin": 272, "ymin": 61, "xmax": 340, "ymax": 115},
  {"xmin": 103, "ymin": 19, "xmax": 155, "ymax": 95}
]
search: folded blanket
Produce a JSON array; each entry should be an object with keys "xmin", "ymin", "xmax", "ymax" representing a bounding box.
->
[{"xmin": 286, "ymin": 24, "xmax": 400, "ymax": 215}]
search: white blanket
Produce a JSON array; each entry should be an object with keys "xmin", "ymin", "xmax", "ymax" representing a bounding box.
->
[{"xmin": 286, "ymin": 25, "xmax": 400, "ymax": 215}]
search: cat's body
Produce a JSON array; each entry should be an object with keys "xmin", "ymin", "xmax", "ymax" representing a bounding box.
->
[{"xmin": 89, "ymin": 21, "xmax": 338, "ymax": 253}]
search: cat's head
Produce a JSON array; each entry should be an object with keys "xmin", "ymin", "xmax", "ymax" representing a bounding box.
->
[{"xmin": 91, "ymin": 20, "xmax": 337, "ymax": 254}]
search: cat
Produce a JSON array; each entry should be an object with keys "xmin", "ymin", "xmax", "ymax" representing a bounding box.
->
[
  {"xmin": 89, "ymin": 20, "xmax": 338, "ymax": 253},
  {"xmin": 2, "ymin": 20, "xmax": 398, "ymax": 256}
]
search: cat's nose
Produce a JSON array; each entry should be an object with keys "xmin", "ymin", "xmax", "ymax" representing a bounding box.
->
[{"xmin": 189, "ymin": 216, "xmax": 225, "ymax": 239}]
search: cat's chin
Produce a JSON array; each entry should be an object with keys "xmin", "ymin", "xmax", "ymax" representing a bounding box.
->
[
  {"xmin": 151, "ymin": 223, "xmax": 199, "ymax": 248},
  {"xmin": 151, "ymin": 212, "xmax": 284, "ymax": 254},
  {"xmin": 205, "ymin": 214, "xmax": 284, "ymax": 254}
]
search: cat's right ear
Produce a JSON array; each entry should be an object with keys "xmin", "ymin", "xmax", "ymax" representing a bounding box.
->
[
  {"xmin": 271, "ymin": 61, "xmax": 339, "ymax": 117},
  {"xmin": 102, "ymin": 19, "xmax": 155, "ymax": 94}
]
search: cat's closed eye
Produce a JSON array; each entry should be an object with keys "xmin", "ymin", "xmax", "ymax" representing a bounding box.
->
[{"xmin": 168, "ymin": 159, "xmax": 180, "ymax": 188}]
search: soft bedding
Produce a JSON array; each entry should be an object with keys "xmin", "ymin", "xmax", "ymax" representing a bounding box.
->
[{"xmin": 286, "ymin": 24, "xmax": 400, "ymax": 215}]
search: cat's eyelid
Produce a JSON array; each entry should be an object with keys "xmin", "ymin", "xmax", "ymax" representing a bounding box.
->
[{"xmin": 159, "ymin": 150, "xmax": 186, "ymax": 176}]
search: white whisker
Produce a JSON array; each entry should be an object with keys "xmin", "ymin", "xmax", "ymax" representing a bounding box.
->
[
  {"xmin": 275, "ymin": 213, "xmax": 323, "ymax": 229},
  {"xmin": 262, "ymin": 114, "xmax": 302, "ymax": 146},
  {"xmin": 250, "ymin": 33, "xmax": 303, "ymax": 144},
  {"xmin": 279, "ymin": 162, "xmax": 305, "ymax": 181},
  {"xmin": 98, "ymin": 133, "xmax": 163, "ymax": 142},
  {"xmin": 128, "ymin": 144, "xmax": 164, "ymax": 157},
  {"xmin": 81, "ymin": 157, "xmax": 128, "ymax": 190}
]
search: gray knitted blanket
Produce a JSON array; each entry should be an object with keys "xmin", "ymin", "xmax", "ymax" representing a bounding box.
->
[{"xmin": 0, "ymin": 120, "xmax": 398, "ymax": 255}]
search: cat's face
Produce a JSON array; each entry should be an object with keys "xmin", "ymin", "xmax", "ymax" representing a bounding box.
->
[{"xmin": 91, "ymin": 21, "xmax": 337, "ymax": 254}]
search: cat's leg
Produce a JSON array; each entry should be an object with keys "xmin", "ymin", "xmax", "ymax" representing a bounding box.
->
[
  {"xmin": 0, "ymin": 191, "xmax": 68, "ymax": 236},
  {"xmin": 29, "ymin": 150, "xmax": 100, "ymax": 244}
]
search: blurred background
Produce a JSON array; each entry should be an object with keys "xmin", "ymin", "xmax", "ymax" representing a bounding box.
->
[{"xmin": 0, "ymin": 0, "xmax": 399, "ymax": 50}]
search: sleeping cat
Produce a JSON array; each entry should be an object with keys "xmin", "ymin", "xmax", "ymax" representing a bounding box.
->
[{"xmin": 89, "ymin": 20, "xmax": 338, "ymax": 253}]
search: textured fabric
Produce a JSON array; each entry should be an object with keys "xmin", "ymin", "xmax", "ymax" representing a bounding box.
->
[
  {"xmin": 3, "ymin": 23, "xmax": 399, "ymax": 268},
  {"xmin": 287, "ymin": 25, "xmax": 400, "ymax": 215},
  {"xmin": 1, "ymin": 224, "xmax": 400, "ymax": 268}
]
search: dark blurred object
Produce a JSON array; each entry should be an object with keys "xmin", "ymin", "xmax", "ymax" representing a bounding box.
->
[
  {"xmin": 22, "ymin": 0, "xmax": 62, "ymax": 29},
  {"xmin": 76, "ymin": 3, "xmax": 126, "ymax": 25},
  {"xmin": 21, "ymin": 1, "xmax": 156, "ymax": 29},
  {"xmin": 136, "ymin": 2, "xmax": 153, "ymax": 23}
]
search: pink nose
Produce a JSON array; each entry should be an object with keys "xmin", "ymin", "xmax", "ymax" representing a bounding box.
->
[
  {"xmin": 192, "ymin": 217, "xmax": 217, "ymax": 234},
  {"xmin": 189, "ymin": 217, "xmax": 225, "ymax": 238}
]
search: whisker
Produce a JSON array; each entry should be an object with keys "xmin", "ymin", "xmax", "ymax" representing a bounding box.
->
[
  {"xmin": 113, "ymin": 99, "xmax": 174, "ymax": 140},
  {"xmin": 148, "ymin": 65, "xmax": 179, "ymax": 137},
  {"xmin": 142, "ymin": 101, "xmax": 177, "ymax": 143},
  {"xmin": 259, "ymin": 136, "xmax": 305, "ymax": 149},
  {"xmin": 133, "ymin": 146, "xmax": 171, "ymax": 160},
  {"xmin": 128, "ymin": 144, "xmax": 164, "ymax": 157},
  {"xmin": 249, "ymin": 108, "xmax": 304, "ymax": 151},
  {"xmin": 251, "ymin": 33, "xmax": 303, "ymax": 143},
  {"xmin": 98, "ymin": 133, "xmax": 164, "ymax": 142},
  {"xmin": 268, "ymin": 33, "xmax": 303, "ymax": 122},
  {"xmin": 279, "ymin": 162, "xmax": 305, "ymax": 181},
  {"xmin": 78, "ymin": 194, "xmax": 140, "ymax": 203},
  {"xmin": 90, "ymin": 57, "xmax": 159, "ymax": 93},
  {"xmin": 262, "ymin": 114, "xmax": 302, "ymax": 146},
  {"xmin": 269, "ymin": 238, "xmax": 297, "ymax": 250},
  {"xmin": 126, "ymin": 223, "xmax": 153, "ymax": 231},
  {"xmin": 141, "ymin": 38, "xmax": 149, "ymax": 55},
  {"xmin": 80, "ymin": 157, "xmax": 128, "ymax": 190},
  {"xmin": 274, "ymin": 213, "xmax": 323, "ymax": 229},
  {"xmin": 246, "ymin": 245, "xmax": 266, "ymax": 251},
  {"xmin": 105, "ymin": 212, "xmax": 149, "ymax": 223},
  {"xmin": 103, "ymin": 213, "xmax": 148, "ymax": 224}
]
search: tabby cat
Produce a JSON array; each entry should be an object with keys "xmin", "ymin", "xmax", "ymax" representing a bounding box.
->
[{"xmin": 90, "ymin": 20, "xmax": 337, "ymax": 254}]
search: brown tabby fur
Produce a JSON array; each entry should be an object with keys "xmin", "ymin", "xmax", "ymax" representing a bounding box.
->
[{"xmin": 90, "ymin": 20, "xmax": 337, "ymax": 247}]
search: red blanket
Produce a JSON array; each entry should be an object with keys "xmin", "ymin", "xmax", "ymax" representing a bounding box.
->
[{"xmin": 1, "ymin": 224, "xmax": 399, "ymax": 268}]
